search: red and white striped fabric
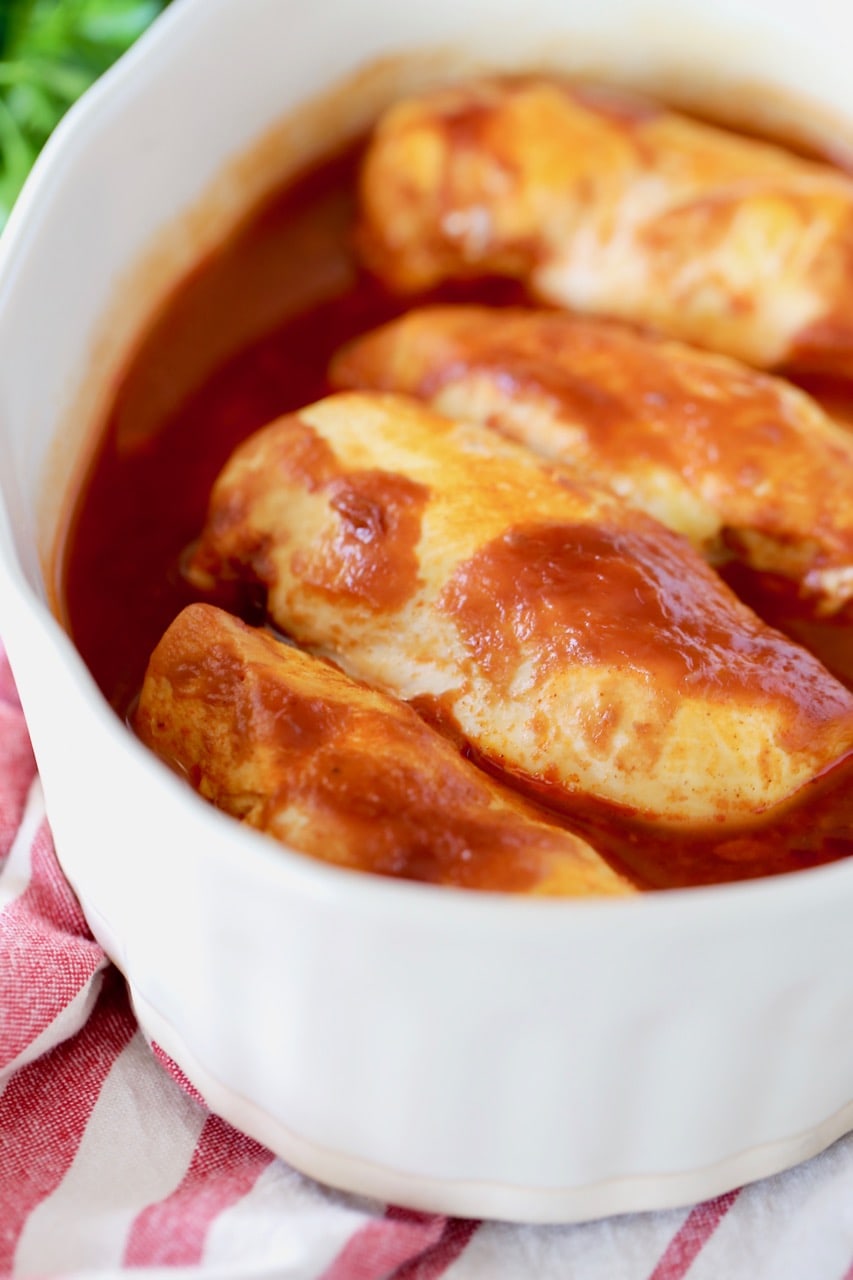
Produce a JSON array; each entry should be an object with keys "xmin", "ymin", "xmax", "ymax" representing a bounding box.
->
[{"xmin": 2, "ymin": 636, "xmax": 853, "ymax": 1280}]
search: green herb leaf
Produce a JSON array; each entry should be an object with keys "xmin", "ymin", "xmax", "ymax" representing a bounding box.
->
[{"xmin": 0, "ymin": 0, "xmax": 170, "ymax": 228}]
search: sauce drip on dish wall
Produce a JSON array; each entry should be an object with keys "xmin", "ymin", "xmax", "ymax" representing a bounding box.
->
[{"xmin": 55, "ymin": 138, "xmax": 853, "ymax": 891}]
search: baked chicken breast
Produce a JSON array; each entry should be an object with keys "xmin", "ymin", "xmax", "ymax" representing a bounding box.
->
[
  {"xmin": 186, "ymin": 391, "xmax": 853, "ymax": 826},
  {"xmin": 357, "ymin": 77, "xmax": 853, "ymax": 375},
  {"xmin": 331, "ymin": 305, "xmax": 853, "ymax": 616},
  {"xmin": 134, "ymin": 603, "xmax": 632, "ymax": 895}
]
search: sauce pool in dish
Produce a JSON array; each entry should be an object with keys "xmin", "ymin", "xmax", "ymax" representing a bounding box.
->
[{"xmin": 54, "ymin": 133, "xmax": 853, "ymax": 891}]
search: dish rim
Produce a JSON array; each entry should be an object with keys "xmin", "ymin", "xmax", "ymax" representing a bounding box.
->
[
  {"xmin": 1, "ymin": 0, "xmax": 852, "ymax": 923},
  {"xmin": 2, "ymin": 0, "xmax": 853, "ymax": 1222}
]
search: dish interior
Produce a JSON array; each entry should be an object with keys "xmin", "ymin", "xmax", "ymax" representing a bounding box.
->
[{"xmin": 51, "ymin": 105, "xmax": 853, "ymax": 893}]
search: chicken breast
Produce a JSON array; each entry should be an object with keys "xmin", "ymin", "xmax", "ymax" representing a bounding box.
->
[
  {"xmin": 186, "ymin": 392, "xmax": 853, "ymax": 826},
  {"xmin": 357, "ymin": 77, "xmax": 853, "ymax": 375},
  {"xmin": 134, "ymin": 603, "xmax": 632, "ymax": 896},
  {"xmin": 331, "ymin": 305, "xmax": 853, "ymax": 616}
]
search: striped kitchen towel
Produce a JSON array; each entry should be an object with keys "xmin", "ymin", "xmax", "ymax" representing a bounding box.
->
[{"xmin": 2, "ymin": 638, "xmax": 853, "ymax": 1279}]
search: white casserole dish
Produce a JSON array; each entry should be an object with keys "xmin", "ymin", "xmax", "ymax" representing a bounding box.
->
[{"xmin": 1, "ymin": 0, "xmax": 853, "ymax": 1223}]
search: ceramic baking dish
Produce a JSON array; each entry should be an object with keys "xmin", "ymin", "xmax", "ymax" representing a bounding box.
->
[{"xmin": 1, "ymin": 0, "xmax": 852, "ymax": 1223}]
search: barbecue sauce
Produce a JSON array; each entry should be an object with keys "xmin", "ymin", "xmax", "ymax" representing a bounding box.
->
[{"xmin": 55, "ymin": 139, "xmax": 853, "ymax": 891}]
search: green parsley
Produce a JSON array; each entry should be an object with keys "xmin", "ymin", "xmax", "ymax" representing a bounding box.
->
[{"xmin": 0, "ymin": 0, "xmax": 170, "ymax": 227}]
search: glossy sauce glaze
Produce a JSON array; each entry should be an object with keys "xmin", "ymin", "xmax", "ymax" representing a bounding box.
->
[
  {"xmin": 332, "ymin": 305, "xmax": 853, "ymax": 596},
  {"xmin": 441, "ymin": 519, "xmax": 852, "ymax": 742},
  {"xmin": 137, "ymin": 604, "xmax": 630, "ymax": 895},
  {"xmin": 284, "ymin": 430, "xmax": 430, "ymax": 612},
  {"xmin": 320, "ymin": 470, "xmax": 428, "ymax": 606},
  {"xmin": 56, "ymin": 139, "xmax": 853, "ymax": 890}
]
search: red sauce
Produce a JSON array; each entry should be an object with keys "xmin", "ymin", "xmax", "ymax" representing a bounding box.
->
[
  {"xmin": 394, "ymin": 308, "xmax": 853, "ymax": 500},
  {"xmin": 138, "ymin": 606, "xmax": 579, "ymax": 893},
  {"xmin": 719, "ymin": 561, "xmax": 853, "ymax": 690},
  {"xmin": 300, "ymin": 729, "xmax": 565, "ymax": 892},
  {"xmin": 191, "ymin": 411, "xmax": 430, "ymax": 611},
  {"xmin": 786, "ymin": 228, "xmax": 853, "ymax": 378},
  {"xmin": 55, "ymin": 139, "xmax": 853, "ymax": 891},
  {"xmin": 441, "ymin": 521, "xmax": 853, "ymax": 745},
  {"xmin": 166, "ymin": 647, "xmax": 345, "ymax": 763},
  {"xmin": 334, "ymin": 308, "xmax": 853, "ymax": 657},
  {"xmin": 464, "ymin": 738, "xmax": 853, "ymax": 889},
  {"xmin": 316, "ymin": 471, "xmax": 427, "ymax": 607}
]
